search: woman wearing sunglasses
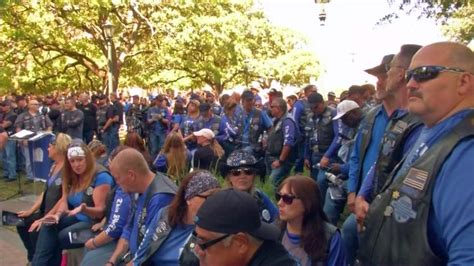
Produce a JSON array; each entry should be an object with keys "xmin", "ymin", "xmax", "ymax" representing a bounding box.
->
[
  {"xmin": 16, "ymin": 133, "xmax": 72, "ymax": 264},
  {"xmin": 132, "ymin": 170, "xmax": 220, "ymax": 265},
  {"xmin": 222, "ymin": 149, "xmax": 278, "ymax": 224},
  {"xmin": 32, "ymin": 140, "xmax": 115, "ymax": 266},
  {"xmin": 277, "ymin": 175, "xmax": 346, "ymax": 266}
]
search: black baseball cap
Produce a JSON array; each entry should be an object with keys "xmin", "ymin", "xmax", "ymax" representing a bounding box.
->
[
  {"xmin": 195, "ymin": 188, "xmax": 280, "ymax": 241},
  {"xmin": 241, "ymin": 90, "xmax": 254, "ymax": 100},
  {"xmin": 307, "ymin": 92, "xmax": 324, "ymax": 108}
]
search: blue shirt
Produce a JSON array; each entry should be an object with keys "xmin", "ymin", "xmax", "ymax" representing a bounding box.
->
[
  {"xmin": 240, "ymin": 108, "xmax": 272, "ymax": 148},
  {"xmin": 347, "ymin": 107, "xmax": 401, "ymax": 193},
  {"xmin": 147, "ymin": 107, "xmax": 169, "ymax": 134},
  {"xmin": 67, "ymin": 172, "xmax": 114, "ymax": 222},
  {"xmin": 216, "ymin": 114, "xmax": 239, "ymax": 143},
  {"xmin": 290, "ymin": 100, "xmax": 305, "ymax": 131},
  {"xmin": 104, "ymin": 187, "xmax": 131, "ymax": 239},
  {"xmin": 281, "ymin": 116, "xmax": 298, "ymax": 147},
  {"xmin": 121, "ymin": 192, "xmax": 174, "ymax": 254}
]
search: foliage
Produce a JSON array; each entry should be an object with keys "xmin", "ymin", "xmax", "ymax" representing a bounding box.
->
[{"xmin": 0, "ymin": 0, "xmax": 320, "ymax": 95}]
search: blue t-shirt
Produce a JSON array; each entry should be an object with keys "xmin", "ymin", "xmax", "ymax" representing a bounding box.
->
[
  {"xmin": 67, "ymin": 172, "xmax": 114, "ymax": 222},
  {"xmin": 121, "ymin": 192, "xmax": 174, "ymax": 254},
  {"xmin": 104, "ymin": 187, "xmax": 131, "ymax": 239},
  {"xmin": 147, "ymin": 107, "xmax": 169, "ymax": 134}
]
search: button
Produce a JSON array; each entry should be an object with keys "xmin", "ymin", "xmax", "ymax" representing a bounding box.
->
[{"xmin": 384, "ymin": 206, "xmax": 394, "ymax": 216}]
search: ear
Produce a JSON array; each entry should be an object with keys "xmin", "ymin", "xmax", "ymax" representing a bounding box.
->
[
  {"xmin": 234, "ymin": 233, "xmax": 250, "ymax": 255},
  {"xmin": 457, "ymin": 72, "xmax": 473, "ymax": 95}
]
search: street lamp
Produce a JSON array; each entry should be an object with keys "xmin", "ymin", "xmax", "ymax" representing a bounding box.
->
[{"xmin": 103, "ymin": 21, "xmax": 115, "ymax": 94}]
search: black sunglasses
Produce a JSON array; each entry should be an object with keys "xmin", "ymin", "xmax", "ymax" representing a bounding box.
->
[
  {"xmin": 275, "ymin": 192, "xmax": 299, "ymax": 205},
  {"xmin": 230, "ymin": 168, "xmax": 256, "ymax": 176},
  {"xmin": 405, "ymin": 65, "xmax": 466, "ymax": 83},
  {"xmin": 192, "ymin": 231, "xmax": 230, "ymax": 251}
]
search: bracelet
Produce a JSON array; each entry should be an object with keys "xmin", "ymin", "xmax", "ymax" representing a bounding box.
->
[{"xmin": 106, "ymin": 261, "xmax": 115, "ymax": 266}]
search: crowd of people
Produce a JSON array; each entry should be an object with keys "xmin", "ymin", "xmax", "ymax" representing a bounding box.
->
[{"xmin": 1, "ymin": 41, "xmax": 473, "ymax": 265}]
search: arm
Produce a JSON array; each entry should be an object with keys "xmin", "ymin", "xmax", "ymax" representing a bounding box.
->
[
  {"xmin": 323, "ymin": 119, "xmax": 343, "ymax": 160},
  {"xmin": 108, "ymin": 238, "xmax": 130, "ymax": 264},
  {"xmin": 17, "ymin": 192, "xmax": 44, "ymax": 218},
  {"xmin": 65, "ymin": 110, "xmax": 84, "ymax": 128}
]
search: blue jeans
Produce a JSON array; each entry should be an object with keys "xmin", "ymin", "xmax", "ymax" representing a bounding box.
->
[
  {"xmin": 148, "ymin": 131, "xmax": 165, "ymax": 158},
  {"xmin": 21, "ymin": 144, "xmax": 33, "ymax": 180},
  {"xmin": 265, "ymin": 155, "xmax": 293, "ymax": 188},
  {"xmin": 33, "ymin": 216, "xmax": 91, "ymax": 266},
  {"xmin": 81, "ymin": 240, "xmax": 117, "ymax": 266},
  {"xmin": 341, "ymin": 214, "xmax": 359, "ymax": 266},
  {"xmin": 103, "ymin": 125, "xmax": 119, "ymax": 155},
  {"xmin": 2, "ymin": 140, "xmax": 17, "ymax": 179},
  {"xmin": 83, "ymin": 130, "xmax": 94, "ymax": 145},
  {"xmin": 323, "ymin": 187, "xmax": 347, "ymax": 225},
  {"xmin": 316, "ymin": 170, "xmax": 329, "ymax": 206}
]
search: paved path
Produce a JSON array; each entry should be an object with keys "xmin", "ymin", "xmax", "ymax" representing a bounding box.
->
[{"xmin": 0, "ymin": 195, "xmax": 36, "ymax": 266}]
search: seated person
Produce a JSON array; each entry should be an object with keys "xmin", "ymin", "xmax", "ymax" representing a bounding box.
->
[
  {"xmin": 153, "ymin": 132, "xmax": 191, "ymax": 182},
  {"xmin": 191, "ymin": 128, "xmax": 224, "ymax": 172}
]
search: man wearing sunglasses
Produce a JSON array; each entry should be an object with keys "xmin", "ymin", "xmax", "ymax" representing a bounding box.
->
[
  {"xmin": 343, "ymin": 45, "xmax": 424, "ymax": 265},
  {"xmin": 359, "ymin": 42, "xmax": 474, "ymax": 265},
  {"xmin": 193, "ymin": 189, "xmax": 296, "ymax": 266}
]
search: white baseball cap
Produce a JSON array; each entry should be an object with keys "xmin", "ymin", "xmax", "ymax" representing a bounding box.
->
[
  {"xmin": 333, "ymin": 100, "xmax": 360, "ymax": 120},
  {"xmin": 193, "ymin": 128, "xmax": 215, "ymax": 140}
]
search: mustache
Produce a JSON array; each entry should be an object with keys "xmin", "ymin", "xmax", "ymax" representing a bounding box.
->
[{"xmin": 408, "ymin": 88, "xmax": 423, "ymax": 98}]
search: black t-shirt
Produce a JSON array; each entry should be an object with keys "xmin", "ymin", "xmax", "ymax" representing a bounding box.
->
[
  {"xmin": 78, "ymin": 103, "xmax": 97, "ymax": 132},
  {"xmin": 106, "ymin": 105, "xmax": 119, "ymax": 122},
  {"xmin": 113, "ymin": 101, "xmax": 124, "ymax": 124},
  {"xmin": 3, "ymin": 111, "xmax": 17, "ymax": 135},
  {"xmin": 248, "ymin": 240, "xmax": 297, "ymax": 266},
  {"xmin": 193, "ymin": 145, "xmax": 218, "ymax": 171}
]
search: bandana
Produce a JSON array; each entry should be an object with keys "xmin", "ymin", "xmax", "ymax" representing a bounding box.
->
[
  {"xmin": 184, "ymin": 171, "xmax": 220, "ymax": 200},
  {"xmin": 67, "ymin": 146, "xmax": 86, "ymax": 159}
]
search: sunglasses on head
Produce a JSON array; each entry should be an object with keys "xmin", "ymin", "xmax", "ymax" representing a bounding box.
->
[
  {"xmin": 230, "ymin": 168, "xmax": 256, "ymax": 176},
  {"xmin": 275, "ymin": 192, "xmax": 298, "ymax": 205},
  {"xmin": 191, "ymin": 231, "xmax": 230, "ymax": 251},
  {"xmin": 405, "ymin": 65, "xmax": 466, "ymax": 83}
]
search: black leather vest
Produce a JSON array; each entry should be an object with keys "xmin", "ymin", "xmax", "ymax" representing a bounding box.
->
[
  {"xmin": 307, "ymin": 106, "xmax": 335, "ymax": 154},
  {"xmin": 40, "ymin": 169, "xmax": 63, "ymax": 214},
  {"xmin": 267, "ymin": 113, "xmax": 296, "ymax": 157},
  {"xmin": 358, "ymin": 111, "xmax": 474, "ymax": 266}
]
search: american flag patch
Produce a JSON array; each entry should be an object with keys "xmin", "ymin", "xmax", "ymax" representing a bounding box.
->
[{"xmin": 403, "ymin": 168, "xmax": 429, "ymax": 191}]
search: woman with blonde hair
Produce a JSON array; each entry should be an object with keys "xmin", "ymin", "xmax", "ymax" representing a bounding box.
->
[
  {"xmin": 16, "ymin": 133, "xmax": 72, "ymax": 264},
  {"xmin": 154, "ymin": 131, "xmax": 191, "ymax": 181},
  {"xmin": 192, "ymin": 128, "xmax": 224, "ymax": 172},
  {"xmin": 32, "ymin": 140, "xmax": 114, "ymax": 265}
]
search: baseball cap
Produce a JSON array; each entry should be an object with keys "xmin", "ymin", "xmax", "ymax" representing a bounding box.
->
[
  {"xmin": 195, "ymin": 188, "xmax": 280, "ymax": 241},
  {"xmin": 328, "ymin": 92, "xmax": 336, "ymax": 97},
  {"xmin": 333, "ymin": 100, "xmax": 360, "ymax": 120},
  {"xmin": 364, "ymin": 54, "xmax": 395, "ymax": 76},
  {"xmin": 241, "ymin": 90, "xmax": 254, "ymax": 100},
  {"xmin": 193, "ymin": 128, "xmax": 215, "ymax": 140},
  {"xmin": 199, "ymin": 102, "xmax": 211, "ymax": 112},
  {"xmin": 307, "ymin": 92, "xmax": 324, "ymax": 108}
]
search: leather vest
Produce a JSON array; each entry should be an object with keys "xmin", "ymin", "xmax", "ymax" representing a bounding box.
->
[
  {"xmin": 96, "ymin": 105, "xmax": 108, "ymax": 129},
  {"xmin": 238, "ymin": 108, "xmax": 264, "ymax": 152},
  {"xmin": 196, "ymin": 115, "xmax": 221, "ymax": 135},
  {"xmin": 371, "ymin": 112, "xmax": 421, "ymax": 198},
  {"xmin": 358, "ymin": 111, "xmax": 474, "ymax": 266},
  {"xmin": 22, "ymin": 112, "xmax": 47, "ymax": 132},
  {"xmin": 266, "ymin": 113, "xmax": 296, "ymax": 157},
  {"xmin": 81, "ymin": 164, "xmax": 109, "ymax": 209},
  {"xmin": 307, "ymin": 106, "xmax": 335, "ymax": 154},
  {"xmin": 40, "ymin": 170, "xmax": 63, "ymax": 214}
]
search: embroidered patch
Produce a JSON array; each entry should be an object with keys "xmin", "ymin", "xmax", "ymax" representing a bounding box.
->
[
  {"xmin": 403, "ymin": 168, "xmax": 429, "ymax": 191},
  {"xmin": 55, "ymin": 178, "xmax": 62, "ymax": 186},
  {"xmin": 392, "ymin": 120, "xmax": 408, "ymax": 134},
  {"xmin": 261, "ymin": 209, "xmax": 271, "ymax": 222},
  {"xmin": 392, "ymin": 190, "xmax": 400, "ymax": 199},
  {"xmin": 390, "ymin": 195, "xmax": 417, "ymax": 223},
  {"xmin": 86, "ymin": 187, "xmax": 93, "ymax": 196}
]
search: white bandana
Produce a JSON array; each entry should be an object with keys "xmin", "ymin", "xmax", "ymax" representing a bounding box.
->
[{"xmin": 67, "ymin": 146, "xmax": 86, "ymax": 159}]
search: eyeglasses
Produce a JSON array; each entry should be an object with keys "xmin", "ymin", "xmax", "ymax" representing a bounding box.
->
[
  {"xmin": 192, "ymin": 231, "xmax": 230, "ymax": 251},
  {"xmin": 405, "ymin": 65, "xmax": 466, "ymax": 83},
  {"xmin": 230, "ymin": 168, "xmax": 256, "ymax": 176},
  {"xmin": 275, "ymin": 192, "xmax": 299, "ymax": 205}
]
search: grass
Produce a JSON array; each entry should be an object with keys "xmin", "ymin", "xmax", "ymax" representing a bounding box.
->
[{"xmin": 0, "ymin": 174, "xmax": 43, "ymax": 201}]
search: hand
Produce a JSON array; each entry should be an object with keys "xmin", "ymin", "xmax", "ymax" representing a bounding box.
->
[
  {"xmin": 68, "ymin": 203, "xmax": 86, "ymax": 216},
  {"xmin": 17, "ymin": 209, "xmax": 33, "ymax": 218},
  {"xmin": 91, "ymin": 222, "xmax": 104, "ymax": 232},
  {"xmin": 347, "ymin": 192, "xmax": 356, "ymax": 213},
  {"xmin": 330, "ymin": 163, "xmax": 341, "ymax": 174},
  {"xmin": 21, "ymin": 140, "xmax": 28, "ymax": 146},
  {"xmin": 319, "ymin": 156, "xmax": 330, "ymax": 168},
  {"xmin": 84, "ymin": 238, "xmax": 96, "ymax": 250},
  {"xmin": 355, "ymin": 196, "xmax": 369, "ymax": 225},
  {"xmin": 304, "ymin": 159, "xmax": 311, "ymax": 170},
  {"xmin": 29, "ymin": 219, "xmax": 43, "ymax": 232},
  {"xmin": 271, "ymin": 160, "xmax": 281, "ymax": 169}
]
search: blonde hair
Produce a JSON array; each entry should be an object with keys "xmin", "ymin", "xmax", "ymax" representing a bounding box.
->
[
  {"xmin": 210, "ymin": 139, "xmax": 225, "ymax": 159},
  {"xmin": 63, "ymin": 142, "xmax": 97, "ymax": 194},
  {"xmin": 54, "ymin": 133, "xmax": 72, "ymax": 155},
  {"xmin": 161, "ymin": 132, "xmax": 188, "ymax": 181}
]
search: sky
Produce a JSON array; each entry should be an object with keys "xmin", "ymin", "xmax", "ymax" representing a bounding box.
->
[{"xmin": 260, "ymin": 0, "xmax": 447, "ymax": 94}]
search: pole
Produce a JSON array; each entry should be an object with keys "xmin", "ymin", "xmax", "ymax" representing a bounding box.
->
[{"xmin": 107, "ymin": 40, "xmax": 114, "ymax": 95}]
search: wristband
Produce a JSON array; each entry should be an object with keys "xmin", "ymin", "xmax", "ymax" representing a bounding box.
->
[{"xmin": 92, "ymin": 237, "xmax": 98, "ymax": 248}]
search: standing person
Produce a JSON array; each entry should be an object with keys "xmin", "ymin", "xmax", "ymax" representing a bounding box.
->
[
  {"xmin": 222, "ymin": 149, "xmax": 278, "ymax": 223},
  {"xmin": 125, "ymin": 95, "xmax": 144, "ymax": 137},
  {"xmin": 14, "ymin": 99, "xmax": 53, "ymax": 181},
  {"xmin": 180, "ymin": 99, "xmax": 200, "ymax": 151},
  {"xmin": 358, "ymin": 42, "xmax": 474, "ymax": 265},
  {"xmin": 96, "ymin": 95, "xmax": 120, "ymax": 154},
  {"xmin": 205, "ymin": 91, "xmax": 222, "ymax": 116},
  {"xmin": 265, "ymin": 97, "xmax": 299, "ymax": 187},
  {"xmin": 193, "ymin": 189, "xmax": 296, "ymax": 266},
  {"xmin": 146, "ymin": 95, "xmax": 170, "ymax": 158},
  {"xmin": 1, "ymin": 100, "xmax": 18, "ymax": 182},
  {"xmin": 106, "ymin": 149, "xmax": 177, "ymax": 266},
  {"xmin": 132, "ymin": 170, "xmax": 221, "ymax": 265},
  {"xmin": 16, "ymin": 133, "xmax": 72, "ymax": 264},
  {"xmin": 77, "ymin": 93, "xmax": 97, "ymax": 144},
  {"xmin": 216, "ymin": 101, "xmax": 239, "ymax": 157},
  {"xmin": 32, "ymin": 141, "xmax": 114, "ymax": 266},
  {"xmin": 60, "ymin": 96, "xmax": 84, "ymax": 140},
  {"xmin": 327, "ymin": 92, "xmax": 338, "ymax": 108},
  {"xmin": 194, "ymin": 102, "xmax": 222, "ymax": 137},
  {"xmin": 110, "ymin": 93, "xmax": 124, "ymax": 126},
  {"xmin": 278, "ymin": 175, "xmax": 346, "ymax": 265}
]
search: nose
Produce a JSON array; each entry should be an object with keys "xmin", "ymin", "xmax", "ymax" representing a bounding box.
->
[{"xmin": 406, "ymin": 77, "xmax": 419, "ymax": 90}]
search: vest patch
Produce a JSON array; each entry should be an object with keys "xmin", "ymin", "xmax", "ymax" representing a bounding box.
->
[
  {"xmin": 403, "ymin": 168, "xmax": 428, "ymax": 191},
  {"xmin": 261, "ymin": 209, "xmax": 271, "ymax": 222},
  {"xmin": 390, "ymin": 195, "xmax": 417, "ymax": 223}
]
